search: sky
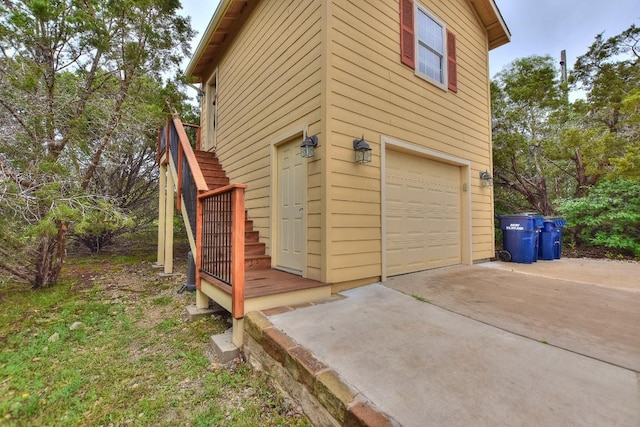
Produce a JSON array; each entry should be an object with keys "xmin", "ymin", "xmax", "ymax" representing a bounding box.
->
[
  {"xmin": 179, "ymin": 0, "xmax": 640, "ymax": 79},
  {"xmin": 490, "ymin": 0, "xmax": 639, "ymax": 77}
]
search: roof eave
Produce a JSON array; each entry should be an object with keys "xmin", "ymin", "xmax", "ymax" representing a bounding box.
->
[
  {"xmin": 469, "ymin": 0, "xmax": 511, "ymax": 50},
  {"xmin": 185, "ymin": 0, "xmax": 234, "ymax": 81},
  {"xmin": 488, "ymin": 0, "xmax": 511, "ymax": 50}
]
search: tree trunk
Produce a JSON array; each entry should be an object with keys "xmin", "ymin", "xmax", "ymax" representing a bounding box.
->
[
  {"xmin": 33, "ymin": 223, "xmax": 68, "ymax": 289},
  {"xmin": 573, "ymin": 146, "xmax": 604, "ymax": 198}
]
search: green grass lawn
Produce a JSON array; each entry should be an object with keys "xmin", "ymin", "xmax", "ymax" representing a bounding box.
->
[{"xmin": 0, "ymin": 251, "xmax": 308, "ymax": 426}]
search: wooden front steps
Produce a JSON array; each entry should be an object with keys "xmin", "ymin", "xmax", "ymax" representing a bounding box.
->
[
  {"xmin": 192, "ymin": 150, "xmax": 329, "ymax": 303},
  {"xmin": 194, "ymin": 149, "xmax": 272, "ymax": 270}
]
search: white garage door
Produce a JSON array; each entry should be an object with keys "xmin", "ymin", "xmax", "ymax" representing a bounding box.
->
[{"xmin": 386, "ymin": 149, "xmax": 461, "ymax": 276}]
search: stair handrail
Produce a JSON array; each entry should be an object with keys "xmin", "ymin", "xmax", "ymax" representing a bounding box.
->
[
  {"xmin": 164, "ymin": 112, "xmax": 207, "ymax": 252},
  {"xmin": 170, "ymin": 112, "xmax": 208, "ymax": 194}
]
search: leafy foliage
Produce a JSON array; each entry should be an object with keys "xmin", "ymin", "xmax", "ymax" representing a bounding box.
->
[
  {"xmin": 558, "ymin": 179, "xmax": 640, "ymax": 257},
  {"xmin": 493, "ymin": 29, "xmax": 637, "ymax": 201},
  {"xmin": 492, "ymin": 23, "xmax": 639, "ymax": 256},
  {"xmin": 0, "ymin": 0, "xmax": 194, "ymax": 287},
  {"xmin": 491, "ymin": 55, "xmax": 565, "ymax": 215},
  {"xmin": 72, "ymin": 199, "xmax": 135, "ymax": 253}
]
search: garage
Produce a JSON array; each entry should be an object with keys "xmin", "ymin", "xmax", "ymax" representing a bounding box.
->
[{"xmin": 385, "ymin": 149, "xmax": 462, "ymax": 276}]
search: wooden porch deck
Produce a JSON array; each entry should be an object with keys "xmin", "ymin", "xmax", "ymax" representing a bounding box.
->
[
  {"xmin": 201, "ymin": 268, "xmax": 330, "ymax": 300},
  {"xmin": 244, "ymin": 269, "xmax": 328, "ymax": 298}
]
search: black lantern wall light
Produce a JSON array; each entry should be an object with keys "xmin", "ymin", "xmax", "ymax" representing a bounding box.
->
[
  {"xmin": 300, "ymin": 135, "xmax": 318, "ymax": 158},
  {"xmin": 352, "ymin": 135, "xmax": 372, "ymax": 164},
  {"xmin": 479, "ymin": 170, "xmax": 493, "ymax": 187}
]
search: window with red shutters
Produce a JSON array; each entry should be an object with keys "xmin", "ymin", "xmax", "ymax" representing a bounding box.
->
[
  {"xmin": 400, "ymin": 0, "xmax": 415, "ymax": 68},
  {"xmin": 400, "ymin": 1, "xmax": 458, "ymax": 93},
  {"xmin": 447, "ymin": 29, "xmax": 457, "ymax": 93}
]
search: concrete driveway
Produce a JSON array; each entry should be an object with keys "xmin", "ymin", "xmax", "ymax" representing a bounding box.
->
[
  {"xmin": 267, "ymin": 259, "xmax": 640, "ymax": 426},
  {"xmin": 387, "ymin": 259, "xmax": 640, "ymax": 372}
]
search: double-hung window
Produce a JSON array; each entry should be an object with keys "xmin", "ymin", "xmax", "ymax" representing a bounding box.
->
[
  {"xmin": 400, "ymin": 0, "xmax": 457, "ymax": 92},
  {"xmin": 416, "ymin": 6, "xmax": 445, "ymax": 85}
]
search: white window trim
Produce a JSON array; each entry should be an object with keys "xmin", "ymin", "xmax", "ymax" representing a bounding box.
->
[{"xmin": 414, "ymin": 2, "xmax": 448, "ymax": 91}]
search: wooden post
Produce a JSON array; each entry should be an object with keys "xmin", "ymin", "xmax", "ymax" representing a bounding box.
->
[
  {"xmin": 157, "ymin": 126, "xmax": 162, "ymax": 164},
  {"xmin": 164, "ymin": 121, "xmax": 170, "ymax": 163},
  {"xmin": 195, "ymin": 196, "xmax": 209, "ymax": 309},
  {"xmin": 156, "ymin": 163, "xmax": 167, "ymax": 267},
  {"xmin": 176, "ymin": 140, "xmax": 183, "ymax": 212},
  {"xmin": 231, "ymin": 186, "xmax": 246, "ymax": 319},
  {"xmin": 232, "ymin": 318, "xmax": 244, "ymax": 347},
  {"xmin": 164, "ymin": 165, "xmax": 175, "ymax": 274}
]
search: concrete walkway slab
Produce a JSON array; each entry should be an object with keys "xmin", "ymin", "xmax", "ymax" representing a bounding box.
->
[{"xmin": 268, "ymin": 283, "xmax": 640, "ymax": 427}]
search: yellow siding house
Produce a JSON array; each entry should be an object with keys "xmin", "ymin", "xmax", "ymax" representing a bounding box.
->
[{"xmin": 158, "ymin": 0, "xmax": 509, "ymax": 345}]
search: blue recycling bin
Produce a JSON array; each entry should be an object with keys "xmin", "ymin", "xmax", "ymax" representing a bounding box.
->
[
  {"xmin": 530, "ymin": 214, "xmax": 543, "ymax": 262},
  {"xmin": 553, "ymin": 218, "xmax": 566, "ymax": 259},
  {"xmin": 519, "ymin": 213, "xmax": 543, "ymax": 262},
  {"xmin": 539, "ymin": 219, "xmax": 557, "ymax": 260},
  {"xmin": 538, "ymin": 218, "xmax": 566, "ymax": 260},
  {"xmin": 498, "ymin": 214, "xmax": 541, "ymax": 263}
]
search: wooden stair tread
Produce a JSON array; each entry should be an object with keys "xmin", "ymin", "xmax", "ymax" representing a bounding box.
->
[
  {"xmin": 245, "ymin": 254, "xmax": 271, "ymax": 260},
  {"xmin": 200, "ymin": 170, "xmax": 227, "ymax": 177},
  {"xmin": 245, "ymin": 231, "xmax": 260, "ymax": 242}
]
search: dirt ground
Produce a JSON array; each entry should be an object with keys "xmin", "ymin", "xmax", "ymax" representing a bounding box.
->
[{"xmin": 386, "ymin": 259, "xmax": 640, "ymax": 373}]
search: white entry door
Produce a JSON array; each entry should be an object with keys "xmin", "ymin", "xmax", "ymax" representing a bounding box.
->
[{"xmin": 277, "ymin": 139, "xmax": 305, "ymax": 273}]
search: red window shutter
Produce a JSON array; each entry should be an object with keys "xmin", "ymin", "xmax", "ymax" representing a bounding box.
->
[
  {"xmin": 400, "ymin": 0, "xmax": 415, "ymax": 68},
  {"xmin": 447, "ymin": 29, "xmax": 458, "ymax": 92}
]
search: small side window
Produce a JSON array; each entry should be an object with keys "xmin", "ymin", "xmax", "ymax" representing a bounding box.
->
[{"xmin": 206, "ymin": 71, "xmax": 218, "ymax": 151}]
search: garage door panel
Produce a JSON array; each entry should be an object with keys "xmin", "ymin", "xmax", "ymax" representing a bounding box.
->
[{"xmin": 386, "ymin": 150, "xmax": 461, "ymax": 276}]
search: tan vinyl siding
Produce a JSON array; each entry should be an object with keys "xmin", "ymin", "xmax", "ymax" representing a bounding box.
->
[
  {"xmin": 195, "ymin": 0, "xmax": 501, "ymax": 286},
  {"xmin": 325, "ymin": 0, "xmax": 495, "ymax": 282},
  {"xmin": 202, "ymin": 0, "xmax": 324, "ymax": 274}
]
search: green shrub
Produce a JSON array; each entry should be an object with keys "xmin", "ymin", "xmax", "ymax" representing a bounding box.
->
[
  {"xmin": 72, "ymin": 199, "xmax": 135, "ymax": 253},
  {"xmin": 558, "ymin": 178, "xmax": 640, "ymax": 257}
]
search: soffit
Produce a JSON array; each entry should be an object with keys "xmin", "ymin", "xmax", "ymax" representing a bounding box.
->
[
  {"xmin": 467, "ymin": 0, "xmax": 511, "ymax": 50},
  {"xmin": 186, "ymin": 0, "xmax": 254, "ymax": 82}
]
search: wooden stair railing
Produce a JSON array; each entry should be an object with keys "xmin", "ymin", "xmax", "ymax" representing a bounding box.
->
[
  {"xmin": 159, "ymin": 113, "xmax": 272, "ymax": 320},
  {"xmin": 198, "ymin": 184, "xmax": 247, "ymax": 319}
]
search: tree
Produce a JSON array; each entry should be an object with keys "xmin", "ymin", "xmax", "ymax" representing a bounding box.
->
[
  {"xmin": 74, "ymin": 80, "xmax": 200, "ymax": 254},
  {"xmin": 491, "ymin": 23, "xmax": 640, "ymax": 216},
  {"xmin": 557, "ymin": 24, "xmax": 640, "ymax": 257},
  {"xmin": 491, "ymin": 55, "xmax": 564, "ymax": 215},
  {"xmin": 613, "ymin": 88, "xmax": 640, "ymax": 177},
  {"xmin": 0, "ymin": 0, "xmax": 194, "ymax": 288},
  {"xmin": 567, "ymin": 23, "xmax": 640, "ymax": 194}
]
